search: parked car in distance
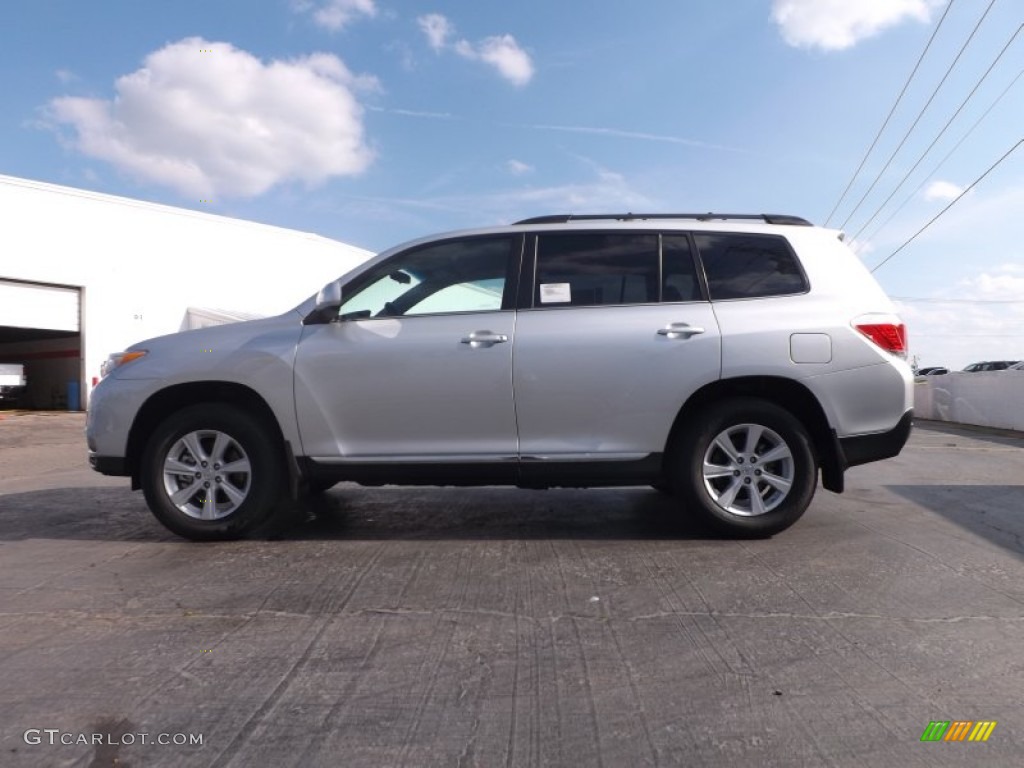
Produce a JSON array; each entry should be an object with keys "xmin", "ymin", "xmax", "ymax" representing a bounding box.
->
[
  {"xmin": 963, "ymin": 360, "xmax": 1020, "ymax": 372},
  {"xmin": 0, "ymin": 363, "xmax": 27, "ymax": 407},
  {"xmin": 1007, "ymin": 361, "xmax": 1024, "ymax": 371},
  {"xmin": 916, "ymin": 366, "xmax": 949, "ymax": 375},
  {"xmin": 87, "ymin": 212, "xmax": 914, "ymax": 541}
]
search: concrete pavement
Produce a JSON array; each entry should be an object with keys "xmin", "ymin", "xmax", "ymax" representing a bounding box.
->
[{"xmin": 1, "ymin": 412, "xmax": 1022, "ymax": 767}]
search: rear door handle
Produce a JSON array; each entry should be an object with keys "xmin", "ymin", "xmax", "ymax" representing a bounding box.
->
[
  {"xmin": 460, "ymin": 331, "xmax": 509, "ymax": 348},
  {"xmin": 657, "ymin": 323, "xmax": 706, "ymax": 338}
]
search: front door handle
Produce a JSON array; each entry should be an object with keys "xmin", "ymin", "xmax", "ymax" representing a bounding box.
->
[
  {"xmin": 460, "ymin": 331, "xmax": 509, "ymax": 348},
  {"xmin": 657, "ymin": 323, "xmax": 706, "ymax": 339}
]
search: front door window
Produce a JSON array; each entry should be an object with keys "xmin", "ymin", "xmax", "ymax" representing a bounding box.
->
[{"xmin": 338, "ymin": 237, "xmax": 515, "ymax": 319}]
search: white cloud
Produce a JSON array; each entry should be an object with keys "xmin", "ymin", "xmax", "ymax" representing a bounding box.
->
[
  {"xmin": 417, "ymin": 14, "xmax": 534, "ymax": 86},
  {"xmin": 343, "ymin": 162, "xmax": 652, "ymax": 228},
  {"xmin": 506, "ymin": 159, "xmax": 533, "ymax": 175},
  {"xmin": 965, "ymin": 271, "xmax": 1024, "ymax": 298},
  {"xmin": 368, "ymin": 106, "xmax": 453, "ymax": 120},
  {"xmin": 771, "ymin": 0, "xmax": 943, "ymax": 51},
  {"xmin": 477, "ymin": 169, "xmax": 653, "ymax": 217},
  {"xmin": 296, "ymin": 0, "xmax": 376, "ymax": 31},
  {"xmin": 464, "ymin": 35, "xmax": 534, "ymax": 87},
  {"xmin": 848, "ymin": 238, "xmax": 876, "ymax": 258},
  {"xmin": 531, "ymin": 124, "xmax": 751, "ymax": 154},
  {"xmin": 896, "ymin": 268, "xmax": 1024, "ymax": 368},
  {"xmin": 47, "ymin": 37, "xmax": 376, "ymax": 199},
  {"xmin": 993, "ymin": 262, "xmax": 1024, "ymax": 275},
  {"xmin": 870, "ymin": 183, "xmax": 1024, "ymax": 367},
  {"xmin": 55, "ymin": 69, "xmax": 77, "ymax": 84},
  {"xmin": 418, "ymin": 13, "xmax": 453, "ymax": 52},
  {"xmin": 499, "ymin": 180, "xmax": 648, "ymax": 212},
  {"xmin": 924, "ymin": 180, "xmax": 964, "ymax": 202}
]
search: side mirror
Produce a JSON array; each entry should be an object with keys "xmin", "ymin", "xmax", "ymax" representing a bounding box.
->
[
  {"xmin": 315, "ymin": 280, "xmax": 342, "ymax": 310},
  {"xmin": 304, "ymin": 280, "xmax": 343, "ymax": 325}
]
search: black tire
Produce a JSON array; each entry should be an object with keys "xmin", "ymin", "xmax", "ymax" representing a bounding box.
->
[
  {"xmin": 141, "ymin": 404, "xmax": 286, "ymax": 541},
  {"xmin": 672, "ymin": 397, "xmax": 817, "ymax": 538}
]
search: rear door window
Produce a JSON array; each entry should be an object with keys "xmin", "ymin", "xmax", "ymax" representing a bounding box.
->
[
  {"xmin": 531, "ymin": 233, "xmax": 704, "ymax": 307},
  {"xmin": 534, "ymin": 233, "xmax": 659, "ymax": 307},
  {"xmin": 662, "ymin": 234, "xmax": 701, "ymax": 302}
]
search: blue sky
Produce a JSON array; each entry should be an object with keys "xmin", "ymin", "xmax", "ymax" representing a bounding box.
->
[{"xmin": 2, "ymin": 0, "xmax": 1022, "ymax": 367}]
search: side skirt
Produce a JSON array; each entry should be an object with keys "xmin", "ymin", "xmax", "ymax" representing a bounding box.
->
[{"xmin": 298, "ymin": 454, "xmax": 664, "ymax": 489}]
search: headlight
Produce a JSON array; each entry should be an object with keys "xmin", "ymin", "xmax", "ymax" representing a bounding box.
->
[{"xmin": 101, "ymin": 350, "xmax": 148, "ymax": 378}]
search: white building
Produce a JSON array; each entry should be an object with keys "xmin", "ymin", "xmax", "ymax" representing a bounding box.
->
[{"xmin": 0, "ymin": 174, "xmax": 373, "ymax": 410}]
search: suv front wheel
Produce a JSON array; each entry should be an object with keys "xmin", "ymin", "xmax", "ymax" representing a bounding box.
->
[
  {"xmin": 141, "ymin": 404, "xmax": 285, "ymax": 541},
  {"xmin": 673, "ymin": 398, "xmax": 817, "ymax": 538}
]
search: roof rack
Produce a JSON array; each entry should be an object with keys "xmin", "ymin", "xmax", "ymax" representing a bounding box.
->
[{"xmin": 513, "ymin": 213, "xmax": 813, "ymax": 226}]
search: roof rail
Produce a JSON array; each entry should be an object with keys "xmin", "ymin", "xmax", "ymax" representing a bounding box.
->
[{"xmin": 513, "ymin": 213, "xmax": 813, "ymax": 226}]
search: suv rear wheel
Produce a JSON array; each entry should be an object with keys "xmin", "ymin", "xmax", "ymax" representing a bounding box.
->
[
  {"xmin": 673, "ymin": 398, "xmax": 817, "ymax": 538},
  {"xmin": 141, "ymin": 404, "xmax": 285, "ymax": 541}
]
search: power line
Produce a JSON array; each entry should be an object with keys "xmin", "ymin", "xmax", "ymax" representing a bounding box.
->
[
  {"xmin": 871, "ymin": 137, "xmax": 1024, "ymax": 273},
  {"xmin": 851, "ymin": 26, "xmax": 1019, "ymax": 243},
  {"xmin": 849, "ymin": 24, "xmax": 1024, "ymax": 242},
  {"xmin": 894, "ymin": 296, "xmax": 1024, "ymax": 304},
  {"xmin": 860, "ymin": 66, "xmax": 1024, "ymax": 245},
  {"xmin": 839, "ymin": 0, "xmax": 998, "ymax": 230},
  {"xmin": 823, "ymin": 0, "xmax": 957, "ymax": 226}
]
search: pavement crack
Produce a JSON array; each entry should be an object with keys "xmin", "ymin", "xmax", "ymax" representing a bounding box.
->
[
  {"xmin": 629, "ymin": 610, "xmax": 1024, "ymax": 624},
  {"xmin": 3, "ymin": 607, "xmax": 1022, "ymax": 626}
]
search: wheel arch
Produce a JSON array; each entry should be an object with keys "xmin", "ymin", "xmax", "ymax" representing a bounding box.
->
[
  {"xmin": 664, "ymin": 376, "xmax": 844, "ymax": 493},
  {"xmin": 125, "ymin": 382, "xmax": 287, "ymax": 489}
]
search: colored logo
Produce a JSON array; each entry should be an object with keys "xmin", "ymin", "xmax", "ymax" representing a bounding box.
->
[{"xmin": 920, "ymin": 720, "xmax": 996, "ymax": 742}]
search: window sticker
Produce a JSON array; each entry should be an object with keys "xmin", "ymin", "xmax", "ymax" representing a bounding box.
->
[{"xmin": 539, "ymin": 282, "xmax": 572, "ymax": 304}]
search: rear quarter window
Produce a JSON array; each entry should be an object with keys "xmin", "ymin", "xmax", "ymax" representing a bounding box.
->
[{"xmin": 694, "ymin": 233, "xmax": 808, "ymax": 300}]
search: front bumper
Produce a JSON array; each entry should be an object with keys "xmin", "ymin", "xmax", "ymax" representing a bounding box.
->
[{"xmin": 89, "ymin": 454, "xmax": 130, "ymax": 476}]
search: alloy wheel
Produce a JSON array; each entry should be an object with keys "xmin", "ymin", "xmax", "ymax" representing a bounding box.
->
[
  {"xmin": 701, "ymin": 423, "xmax": 795, "ymax": 517},
  {"xmin": 161, "ymin": 429, "xmax": 252, "ymax": 520}
]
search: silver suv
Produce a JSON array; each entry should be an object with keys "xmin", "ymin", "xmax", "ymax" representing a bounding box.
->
[{"xmin": 87, "ymin": 213, "xmax": 913, "ymax": 540}]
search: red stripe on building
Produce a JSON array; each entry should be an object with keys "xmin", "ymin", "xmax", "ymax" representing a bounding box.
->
[{"xmin": 0, "ymin": 349, "xmax": 80, "ymax": 361}]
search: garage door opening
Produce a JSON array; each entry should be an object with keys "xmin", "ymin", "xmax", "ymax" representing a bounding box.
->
[{"xmin": 0, "ymin": 278, "xmax": 84, "ymax": 411}]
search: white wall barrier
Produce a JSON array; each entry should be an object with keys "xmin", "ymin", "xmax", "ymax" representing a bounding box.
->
[{"xmin": 914, "ymin": 372, "xmax": 1024, "ymax": 432}]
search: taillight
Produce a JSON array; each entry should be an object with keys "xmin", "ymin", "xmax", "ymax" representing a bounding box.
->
[{"xmin": 853, "ymin": 315, "xmax": 907, "ymax": 358}]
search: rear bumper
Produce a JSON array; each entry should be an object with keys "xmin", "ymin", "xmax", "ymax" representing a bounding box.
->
[{"xmin": 839, "ymin": 409, "xmax": 913, "ymax": 468}]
